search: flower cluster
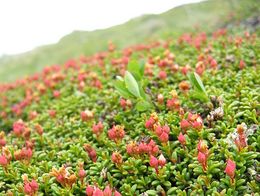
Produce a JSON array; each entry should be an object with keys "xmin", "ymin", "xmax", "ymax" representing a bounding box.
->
[
  {"xmin": 111, "ymin": 152, "xmax": 123, "ymax": 165},
  {"xmin": 197, "ymin": 140, "xmax": 209, "ymax": 171},
  {"xmin": 13, "ymin": 119, "xmax": 31, "ymax": 139},
  {"xmin": 149, "ymin": 154, "xmax": 167, "ymax": 173},
  {"xmin": 166, "ymin": 90, "xmax": 181, "ymax": 111},
  {"xmin": 126, "ymin": 139, "xmax": 159, "ymax": 156},
  {"xmin": 77, "ymin": 162, "xmax": 86, "ymax": 184},
  {"xmin": 84, "ymin": 144, "xmax": 97, "ymax": 162},
  {"xmin": 86, "ymin": 185, "xmax": 121, "ymax": 196},
  {"xmin": 14, "ymin": 147, "xmax": 33, "ymax": 163},
  {"xmin": 180, "ymin": 112, "xmax": 203, "ymax": 131},
  {"xmin": 81, "ymin": 110, "xmax": 94, "ymax": 121},
  {"xmin": 22, "ymin": 174, "xmax": 39, "ymax": 196},
  {"xmin": 234, "ymin": 123, "xmax": 247, "ymax": 151},
  {"xmin": 145, "ymin": 113, "xmax": 170, "ymax": 143},
  {"xmin": 108, "ymin": 125, "xmax": 125, "ymax": 142},
  {"xmin": 0, "ymin": 147, "xmax": 12, "ymax": 168},
  {"xmin": 92, "ymin": 121, "xmax": 104, "ymax": 136},
  {"xmin": 120, "ymin": 98, "xmax": 132, "ymax": 110},
  {"xmin": 154, "ymin": 125, "xmax": 170, "ymax": 143},
  {"xmin": 50, "ymin": 166, "xmax": 77, "ymax": 188}
]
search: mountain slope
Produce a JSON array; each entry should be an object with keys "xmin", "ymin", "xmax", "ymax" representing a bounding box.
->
[{"xmin": 0, "ymin": 0, "xmax": 259, "ymax": 82}]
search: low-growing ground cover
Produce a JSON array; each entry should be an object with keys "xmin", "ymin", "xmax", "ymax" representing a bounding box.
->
[{"xmin": 0, "ymin": 28, "xmax": 259, "ymax": 195}]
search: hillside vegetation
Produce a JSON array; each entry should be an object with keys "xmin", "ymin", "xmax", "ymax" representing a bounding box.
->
[
  {"xmin": 0, "ymin": 0, "xmax": 259, "ymax": 82},
  {"xmin": 0, "ymin": 23, "xmax": 259, "ymax": 196},
  {"xmin": 0, "ymin": 0, "xmax": 259, "ymax": 195}
]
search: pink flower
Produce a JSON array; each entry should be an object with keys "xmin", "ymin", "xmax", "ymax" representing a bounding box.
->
[
  {"xmin": 239, "ymin": 60, "xmax": 245, "ymax": 69},
  {"xmin": 159, "ymin": 132, "xmax": 169, "ymax": 143},
  {"xmin": 197, "ymin": 152, "xmax": 207, "ymax": 171},
  {"xmin": 24, "ymin": 183, "xmax": 32, "ymax": 195},
  {"xmin": 29, "ymin": 180, "xmax": 39, "ymax": 192},
  {"xmin": 78, "ymin": 169, "xmax": 86, "ymax": 179},
  {"xmin": 158, "ymin": 154, "xmax": 166, "ymax": 167},
  {"xmin": 84, "ymin": 144, "xmax": 97, "ymax": 162},
  {"xmin": 0, "ymin": 139, "xmax": 6, "ymax": 148},
  {"xmin": 111, "ymin": 152, "xmax": 123, "ymax": 165},
  {"xmin": 157, "ymin": 94, "xmax": 164, "ymax": 104},
  {"xmin": 114, "ymin": 190, "xmax": 122, "ymax": 196},
  {"xmin": 155, "ymin": 126, "xmax": 163, "ymax": 136},
  {"xmin": 23, "ymin": 179, "xmax": 39, "ymax": 195},
  {"xmin": 48, "ymin": 110, "xmax": 56, "ymax": 118},
  {"xmin": 93, "ymin": 188, "xmax": 103, "ymax": 196},
  {"xmin": 86, "ymin": 185, "xmax": 94, "ymax": 196},
  {"xmin": 210, "ymin": 59, "xmax": 217, "ymax": 69},
  {"xmin": 180, "ymin": 119, "xmax": 190, "ymax": 131},
  {"xmin": 53, "ymin": 90, "xmax": 60, "ymax": 98},
  {"xmin": 81, "ymin": 110, "xmax": 94, "ymax": 121},
  {"xmin": 103, "ymin": 185, "xmax": 112, "ymax": 196},
  {"xmin": 145, "ymin": 118, "xmax": 155, "ymax": 130},
  {"xmin": 166, "ymin": 98, "xmax": 180, "ymax": 110},
  {"xmin": 13, "ymin": 119, "xmax": 26, "ymax": 137},
  {"xmin": 158, "ymin": 71, "xmax": 167, "ymax": 80},
  {"xmin": 225, "ymin": 159, "xmax": 236, "ymax": 180},
  {"xmin": 92, "ymin": 122, "xmax": 104, "ymax": 136},
  {"xmin": 108, "ymin": 125, "xmax": 125, "ymax": 142},
  {"xmin": 197, "ymin": 152, "xmax": 206, "ymax": 164},
  {"xmin": 149, "ymin": 155, "xmax": 158, "ymax": 168},
  {"xmin": 162, "ymin": 125, "xmax": 170, "ymax": 133},
  {"xmin": 192, "ymin": 116, "xmax": 203, "ymax": 130},
  {"xmin": 197, "ymin": 140, "xmax": 208, "ymax": 156},
  {"xmin": 178, "ymin": 133, "xmax": 186, "ymax": 145},
  {"xmin": 120, "ymin": 98, "xmax": 127, "ymax": 109},
  {"xmin": 0, "ymin": 155, "xmax": 8, "ymax": 167}
]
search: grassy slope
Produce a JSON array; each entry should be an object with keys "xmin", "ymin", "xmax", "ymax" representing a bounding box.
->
[{"xmin": 0, "ymin": 0, "xmax": 259, "ymax": 82}]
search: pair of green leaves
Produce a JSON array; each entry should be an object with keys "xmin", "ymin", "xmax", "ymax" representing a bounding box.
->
[
  {"xmin": 188, "ymin": 72, "xmax": 209, "ymax": 102},
  {"xmin": 113, "ymin": 61, "xmax": 152, "ymax": 111}
]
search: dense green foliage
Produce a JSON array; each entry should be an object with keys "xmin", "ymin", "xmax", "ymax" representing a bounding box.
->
[{"xmin": 0, "ymin": 25, "xmax": 259, "ymax": 195}]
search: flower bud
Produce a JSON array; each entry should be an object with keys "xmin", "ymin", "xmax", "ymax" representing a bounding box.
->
[
  {"xmin": 149, "ymin": 155, "xmax": 158, "ymax": 168},
  {"xmin": 114, "ymin": 190, "xmax": 122, "ymax": 196},
  {"xmin": 103, "ymin": 185, "xmax": 112, "ymax": 196},
  {"xmin": 158, "ymin": 154, "xmax": 166, "ymax": 167},
  {"xmin": 180, "ymin": 119, "xmax": 190, "ymax": 130},
  {"xmin": 29, "ymin": 180, "xmax": 39, "ymax": 192},
  {"xmin": 157, "ymin": 94, "xmax": 164, "ymax": 104},
  {"xmin": 0, "ymin": 155, "xmax": 8, "ymax": 167},
  {"xmin": 225, "ymin": 159, "xmax": 236, "ymax": 180},
  {"xmin": 86, "ymin": 185, "xmax": 94, "ymax": 196},
  {"xmin": 111, "ymin": 152, "xmax": 123, "ymax": 165},
  {"xmin": 178, "ymin": 133, "xmax": 186, "ymax": 145},
  {"xmin": 158, "ymin": 71, "xmax": 167, "ymax": 80}
]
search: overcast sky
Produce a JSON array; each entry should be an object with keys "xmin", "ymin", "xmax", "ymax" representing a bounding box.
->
[{"xmin": 0, "ymin": 0, "xmax": 201, "ymax": 56}]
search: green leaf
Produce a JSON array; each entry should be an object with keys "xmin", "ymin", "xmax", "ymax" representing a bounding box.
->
[
  {"xmin": 124, "ymin": 71, "xmax": 141, "ymax": 98},
  {"xmin": 188, "ymin": 72, "xmax": 207, "ymax": 95},
  {"xmin": 139, "ymin": 60, "xmax": 145, "ymax": 77},
  {"xmin": 127, "ymin": 60, "xmax": 145, "ymax": 81},
  {"xmin": 113, "ymin": 80, "xmax": 132, "ymax": 98},
  {"xmin": 135, "ymin": 100, "xmax": 152, "ymax": 111},
  {"xmin": 167, "ymin": 187, "xmax": 177, "ymax": 195},
  {"xmin": 146, "ymin": 190, "xmax": 157, "ymax": 195},
  {"xmin": 139, "ymin": 83, "xmax": 148, "ymax": 100}
]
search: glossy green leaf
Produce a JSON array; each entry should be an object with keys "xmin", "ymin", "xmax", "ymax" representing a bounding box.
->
[{"xmin": 124, "ymin": 71, "xmax": 141, "ymax": 97}]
